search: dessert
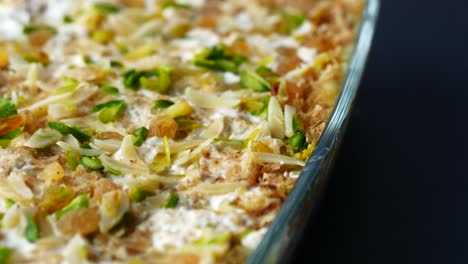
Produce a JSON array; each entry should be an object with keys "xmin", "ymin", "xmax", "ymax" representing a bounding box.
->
[{"xmin": 0, "ymin": 0, "xmax": 363, "ymax": 263}]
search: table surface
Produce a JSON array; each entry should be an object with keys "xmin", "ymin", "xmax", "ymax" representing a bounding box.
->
[{"xmin": 292, "ymin": 0, "xmax": 468, "ymax": 263}]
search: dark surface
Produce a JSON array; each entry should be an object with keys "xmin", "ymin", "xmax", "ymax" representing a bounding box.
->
[{"xmin": 294, "ymin": 0, "xmax": 468, "ymax": 263}]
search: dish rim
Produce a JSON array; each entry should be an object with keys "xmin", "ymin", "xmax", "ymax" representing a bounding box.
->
[{"xmin": 247, "ymin": 0, "xmax": 380, "ymax": 263}]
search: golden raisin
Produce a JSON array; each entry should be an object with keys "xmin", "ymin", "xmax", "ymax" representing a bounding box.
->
[
  {"xmin": 28, "ymin": 29, "xmax": 52, "ymax": 47},
  {"xmin": 93, "ymin": 178, "xmax": 121, "ymax": 202},
  {"xmin": 148, "ymin": 115, "xmax": 178, "ymax": 139},
  {"xmin": 57, "ymin": 207, "xmax": 100, "ymax": 236},
  {"xmin": 0, "ymin": 115, "xmax": 23, "ymax": 137},
  {"xmin": 121, "ymin": 0, "xmax": 144, "ymax": 7},
  {"xmin": 39, "ymin": 185, "xmax": 75, "ymax": 214},
  {"xmin": 0, "ymin": 49, "xmax": 9, "ymax": 69},
  {"xmin": 198, "ymin": 17, "xmax": 217, "ymax": 29}
]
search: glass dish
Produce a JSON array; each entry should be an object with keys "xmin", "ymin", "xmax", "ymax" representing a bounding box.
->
[{"xmin": 247, "ymin": 0, "xmax": 380, "ymax": 263}]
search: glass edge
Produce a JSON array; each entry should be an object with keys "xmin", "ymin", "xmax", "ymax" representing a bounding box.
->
[{"xmin": 246, "ymin": 0, "xmax": 380, "ymax": 263}]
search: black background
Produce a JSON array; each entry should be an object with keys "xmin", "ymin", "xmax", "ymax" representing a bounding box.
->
[{"xmin": 294, "ymin": 0, "xmax": 468, "ymax": 263}]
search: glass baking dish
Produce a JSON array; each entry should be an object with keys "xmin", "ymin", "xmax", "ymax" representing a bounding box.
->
[{"xmin": 247, "ymin": 0, "xmax": 380, "ymax": 263}]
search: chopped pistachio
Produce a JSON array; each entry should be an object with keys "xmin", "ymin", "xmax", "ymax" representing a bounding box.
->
[
  {"xmin": 92, "ymin": 100, "xmax": 126, "ymax": 123},
  {"xmin": 101, "ymin": 85, "xmax": 119, "ymax": 95},
  {"xmin": 0, "ymin": 99, "xmax": 17, "ymax": 119},
  {"xmin": 255, "ymin": 65, "xmax": 273, "ymax": 76},
  {"xmin": 122, "ymin": 66, "xmax": 173, "ymax": 93},
  {"xmin": 83, "ymin": 55, "xmax": 93, "ymax": 65},
  {"xmin": 152, "ymin": 99, "xmax": 174, "ymax": 109},
  {"xmin": 256, "ymin": 66, "xmax": 279, "ymax": 85},
  {"xmin": 24, "ymin": 212, "xmax": 39, "ymax": 243},
  {"xmin": 278, "ymin": 80, "xmax": 288, "ymax": 97},
  {"xmin": 94, "ymin": 2, "xmax": 120, "ymax": 14},
  {"xmin": 63, "ymin": 15, "xmax": 74, "ymax": 24},
  {"xmin": 4, "ymin": 198, "xmax": 14, "ymax": 208},
  {"xmin": 122, "ymin": 67, "xmax": 174, "ymax": 91},
  {"xmin": 240, "ymin": 69, "xmax": 271, "ymax": 92},
  {"xmin": 91, "ymin": 29, "xmax": 114, "ymax": 44},
  {"xmin": 23, "ymin": 24, "xmax": 57, "ymax": 35},
  {"xmin": 56, "ymin": 78, "xmax": 79, "ymax": 95},
  {"xmin": 93, "ymin": 99, "xmax": 120, "ymax": 113},
  {"xmin": 208, "ymin": 233, "xmax": 231, "ymax": 244},
  {"xmin": 0, "ymin": 113, "xmax": 23, "ymax": 147},
  {"xmin": 66, "ymin": 150, "xmax": 80, "ymax": 171},
  {"xmin": 132, "ymin": 127, "xmax": 148, "ymax": 147},
  {"xmin": 161, "ymin": 2, "xmax": 191, "ymax": 9},
  {"xmin": 193, "ymin": 233, "xmax": 232, "ymax": 246},
  {"xmin": 164, "ymin": 101, "xmax": 192, "ymax": 118},
  {"xmin": 294, "ymin": 140, "xmax": 316, "ymax": 161},
  {"xmin": 80, "ymin": 156, "xmax": 104, "ymax": 171},
  {"xmin": 22, "ymin": 54, "xmax": 39, "ymax": 63},
  {"xmin": 0, "ymin": 127, "xmax": 24, "ymax": 148},
  {"xmin": 122, "ymin": 69, "xmax": 143, "ymax": 88},
  {"xmin": 129, "ymin": 186, "xmax": 155, "ymax": 202},
  {"xmin": 0, "ymin": 247, "xmax": 12, "ymax": 264},
  {"xmin": 48, "ymin": 122, "xmax": 91, "ymax": 142},
  {"xmin": 108, "ymin": 211, "xmax": 134, "ymax": 234},
  {"xmin": 292, "ymin": 115, "xmax": 304, "ymax": 133},
  {"xmin": 0, "ymin": 126, "xmax": 23, "ymax": 139},
  {"xmin": 288, "ymin": 132, "xmax": 307, "ymax": 153},
  {"xmin": 81, "ymin": 142, "xmax": 92, "ymax": 149},
  {"xmin": 110, "ymin": 60, "xmax": 124, "ymax": 68},
  {"xmin": 116, "ymin": 43, "xmax": 129, "ymax": 54},
  {"xmin": 164, "ymin": 192, "xmax": 179, "ymax": 208},
  {"xmin": 123, "ymin": 44, "xmax": 154, "ymax": 60},
  {"xmin": 99, "ymin": 104, "xmax": 126, "ymax": 123},
  {"xmin": 193, "ymin": 44, "xmax": 247, "ymax": 73},
  {"xmin": 242, "ymin": 96, "xmax": 270, "ymax": 116},
  {"xmin": 168, "ymin": 23, "xmax": 191, "ymax": 38},
  {"xmin": 55, "ymin": 194, "xmax": 90, "ymax": 219},
  {"xmin": 278, "ymin": 13, "xmax": 307, "ymax": 33},
  {"xmin": 139, "ymin": 67, "xmax": 173, "ymax": 93},
  {"xmin": 104, "ymin": 165, "xmax": 121, "ymax": 176}
]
